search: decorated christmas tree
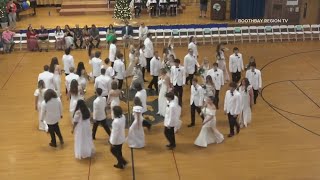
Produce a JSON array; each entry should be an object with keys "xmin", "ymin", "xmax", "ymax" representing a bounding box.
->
[
  {"xmin": 113, "ymin": 0, "xmax": 132, "ymax": 21},
  {"xmin": 0, "ymin": 0, "xmax": 8, "ymax": 23}
]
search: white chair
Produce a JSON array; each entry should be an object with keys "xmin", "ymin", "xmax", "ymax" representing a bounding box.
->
[
  {"xmin": 287, "ymin": 25, "xmax": 296, "ymax": 41},
  {"xmin": 99, "ymin": 31, "xmax": 107, "ymax": 48},
  {"xmin": 233, "ymin": 27, "xmax": 242, "ymax": 43},
  {"xmin": 272, "ymin": 25, "xmax": 281, "ymax": 42},
  {"xmin": 295, "ymin": 25, "xmax": 304, "ymax": 41},
  {"xmin": 187, "ymin": 28, "xmax": 195, "ymax": 39},
  {"xmin": 241, "ymin": 26, "xmax": 250, "ymax": 42},
  {"xmin": 218, "ymin": 27, "xmax": 228, "ymax": 43},
  {"xmin": 265, "ymin": 26, "xmax": 273, "ymax": 42},
  {"xmin": 303, "ymin": 24, "xmax": 312, "ymax": 40},
  {"xmin": 132, "ymin": 29, "xmax": 140, "ymax": 40},
  {"xmin": 155, "ymin": 29, "xmax": 165, "ymax": 45},
  {"xmin": 195, "ymin": 28, "xmax": 203, "ymax": 44},
  {"xmin": 257, "ymin": 26, "xmax": 266, "ymax": 42},
  {"xmin": 226, "ymin": 27, "xmax": 235, "ymax": 43},
  {"xmin": 211, "ymin": 28, "xmax": 219, "ymax": 43},
  {"xmin": 115, "ymin": 30, "xmax": 123, "ymax": 43},
  {"xmin": 13, "ymin": 34, "xmax": 22, "ymax": 50},
  {"xmin": 279, "ymin": 25, "xmax": 289, "ymax": 41},
  {"xmin": 171, "ymin": 29, "xmax": 180, "ymax": 45},
  {"xmin": 20, "ymin": 33, "xmax": 27, "ymax": 50},
  {"xmin": 179, "ymin": 28, "xmax": 188, "ymax": 44},
  {"xmin": 163, "ymin": 29, "xmax": 172, "ymax": 45},
  {"xmin": 203, "ymin": 28, "xmax": 212, "ymax": 44},
  {"xmin": 148, "ymin": 29, "xmax": 156, "ymax": 37},
  {"xmin": 310, "ymin": 24, "xmax": 320, "ymax": 40},
  {"xmin": 249, "ymin": 26, "xmax": 258, "ymax": 42}
]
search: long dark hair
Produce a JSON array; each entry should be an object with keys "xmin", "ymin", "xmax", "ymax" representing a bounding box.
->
[
  {"xmin": 73, "ymin": 100, "xmax": 90, "ymax": 120},
  {"xmin": 216, "ymin": 43, "xmax": 222, "ymax": 58},
  {"xmin": 44, "ymin": 89, "xmax": 57, "ymax": 103},
  {"xmin": 49, "ymin": 57, "xmax": 59, "ymax": 73},
  {"xmin": 239, "ymin": 78, "xmax": 250, "ymax": 93},
  {"xmin": 206, "ymin": 75, "xmax": 214, "ymax": 85},
  {"xmin": 70, "ymin": 79, "xmax": 79, "ymax": 95},
  {"xmin": 76, "ymin": 62, "xmax": 85, "ymax": 76}
]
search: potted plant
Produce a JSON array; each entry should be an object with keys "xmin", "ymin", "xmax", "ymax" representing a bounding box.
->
[{"xmin": 0, "ymin": 0, "xmax": 8, "ymax": 29}]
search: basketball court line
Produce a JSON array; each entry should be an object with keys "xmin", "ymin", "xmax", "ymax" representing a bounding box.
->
[
  {"xmin": 1, "ymin": 53, "xmax": 26, "ymax": 90},
  {"xmin": 171, "ymin": 150, "xmax": 181, "ymax": 180},
  {"xmin": 290, "ymin": 80, "xmax": 320, "ymax": 109}
]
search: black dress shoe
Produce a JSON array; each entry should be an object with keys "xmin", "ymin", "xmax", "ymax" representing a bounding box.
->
[
  {"xmin": 114, "ymin": 164, "xmax": 124, "ymax": 169},
  {"xmin": 227, "ymin": 134, "xmax": 234, "ymax": 138},
  {"xmin": 167, "ymin": 145, "xmax": 176, "ymax": 150},
  {"xmin": 187, "ymin": 124, "xmax": 195, "ymax": 127},
  {"xmin": 49, "ymin": 143, "xmax": 57, "ymax": 147},
  {"xmin": 236, "ymin": 126, "xmax": 240, "ymax": 134}
]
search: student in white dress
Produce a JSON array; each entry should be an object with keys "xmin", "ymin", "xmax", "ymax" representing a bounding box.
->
[
  {"xmin": 76, "ymin": 62, "xmax": 89, "ymax": 93},
  {"xmin": 194, "ymin": 96, "xmax": 224, "ymax": 147},
  {"xmin": 139, "ymin": 44, "xmax": 147, "ymax": 81},
  {"xmin": 200, "ymin": 57, "xmax": 210, "ymax": 83},
  {"xmin": 101, "ymin": 58, "xmax": 115, "ymax": 78},
  {"xmin": 224, "ymin": 82, "xmax": 241, "ymax": 137},
  {"xmin": 167, "ymin": 37, "xmax": 176, "ymax": 58},
  {"xmin": 207, "ymin": 63, "xmax": 224, "ymax": 109},
  {"xmin": 245, "ymin": 62, "xmax": 262, "ymax": 104},
  {"xmin": 107, "ymin": 81, "xmax": 122, "ymax": 119},
  {"xmin": 139, "ymin": 23, "xmax": 149, "ymax": 41},
  {"xmin": 127, "ymin": 97, "xmax": 145, "ymax": 148},
  {"xmin": 109, "ymin": 39, "xmax": 117, "ymax": 67},
  {"xmin": 110, "ymin": 106, "xmax": 128, "ymax": 169},
  {"xmin": 90, "ymin": 51, "xmax": 103, "ymax": 79},
  {"xmin": 238, "ymin": 78, "xmax": 253, "ymax": 128},
  {"xmin": 188, "ymin": 36, "xmax": 198, "ymax": 60},
  {"xmin": 173, "ymin": 94, "xmax": 182, "ymax": 133},
  {"xmin": 134, "ymin": 82, "xmax": 152, "ymax": 130},
  {"xmin": 68, "ymin": 79, "xmax": 84, "ymax": 122},
  {"xmin": 216, "ymin": 43, "xmax": 230, "ymax": 83},
  {"xmin": 113, "ymin": 53, "xmax": 126, "ymax": 89},
  {"xmin": 34, "ymin": 80, "xmax": 48, "ymax": 132},
  {"xmin": 65, "ymin": 67, "xmax": 80, "ymax": 94},
  {"xmin": 40, "ymin": 89, "xmax": 64, "ymax": 147},
  {"xmin": 130, "ymin": 63, "xmax": 144, "ymax": 90},
  {"xmin": 62, "ymin": 48, "xmax": 74, "ymax": 76},
  {"xmin": 229, "ymin": 47, "xmax": 244, "ymax": 83},
  {"xmin": 157, "ymin": 68, "xmax": 170, "ymax": 117},
  {"xmin": 49, "ymin": 57, "xmax": 62, "ymax": 97},
  {"xmin": 38, "ymin": 65, "xmax": 55, "ymax": 90},
  {"xmin": 72, "ymin": 100, "xmax": 95, "ymax": 159},
  {"xmin": 126, "ymin": 45, "xmax": 136, "ymax": 77},
  {"xmin": 204, "ymin": 75, "xmax": 215, "ymax": 98}
]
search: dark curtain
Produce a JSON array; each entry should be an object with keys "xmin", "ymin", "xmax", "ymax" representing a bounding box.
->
[{"xmin": 230, "ymin": 0, "xmax": 265, "ymax": 19}]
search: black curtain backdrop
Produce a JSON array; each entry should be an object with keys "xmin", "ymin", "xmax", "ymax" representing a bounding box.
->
[{"xmin": 230, "ymin": 0, "xmax": 265, "ymax": 19}]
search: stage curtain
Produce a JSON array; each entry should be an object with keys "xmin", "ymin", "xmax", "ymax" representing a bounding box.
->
[{"xmin": 230, "ymin": 0, "xmax": 265, "ymax": 19}]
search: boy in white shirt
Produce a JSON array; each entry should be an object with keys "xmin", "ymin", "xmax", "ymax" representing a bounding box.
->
[
  {"xmin": 224, "ymin": 82, "xmax": 241, "ymax": 137},
  {"xmin": 62, "ymin": 48, "xmax": 74, "ymax": 76}
]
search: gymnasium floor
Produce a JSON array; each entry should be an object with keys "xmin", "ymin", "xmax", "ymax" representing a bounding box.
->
[{"xmin": 1, "ymin": 40, "xmax": 320, "ymax": 179}]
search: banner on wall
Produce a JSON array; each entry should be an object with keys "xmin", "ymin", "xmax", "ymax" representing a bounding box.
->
[{"xmin": 287, "ymin": 0, "xmax": 299, "ymax": 6}]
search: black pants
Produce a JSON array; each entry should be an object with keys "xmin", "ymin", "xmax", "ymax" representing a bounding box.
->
[
  {"xmin": 90, "ymin": 38, "xmax": 100, "ymax": 48},
  {"xmin": 146, "ymin": 58, "xmax": 152, "ymax": 72},
  {"xmin": 111, "ymin": 62, "xmax": 114, "ymax": 67},
  {"xmin": 150, "ymin": 4, "xmax": 157, "ymax": 16},
  {"xmin": 215, "ymin": 90, "xmax": 220, "ymax": 108},
  {"xmin": 142, "ymin": 67, "xmax": 146, "ymax": 80},
  {"xmin": 148, "ymin": 76, "xmax": 158, "ymax": 92},
  {"xmin": 164, "ymin": 126, "xmax": 175, "ymax": 146},
  {"xmin": 74, "ymin": 38, "xmax": 83, "ymax": 48},
  {"xmin": 92, "ymin": 119, "xmax": 111, "ymax": 139},
  {"xmin": 191, "ymin": 102, "xmax": 203, "ymax": 125},
  {"xmin": 117, "ymin": 79, "xmax": 123, "ymax": 89},
  {"xmin": 228, "ymin": 113, "xmax": 240, "ymax": 135},
  {"xmin": 30, "ymin": 1, "xmax": 37, "ymax": 15},
  {"xmin": 47, "ymin": 122, "xmax": 63, "ymax": 145},
  {"xmin": 110, "ymin": 144, "xmax": 127, "ymax": 166},
  {"xmin": 170, "ymin": 6, "xmax": 176, "ymax": 16},
  {"xmin": 159, "ymin": 5, "xmax": 167, "ymax": 15},
  {"xmin": 186, "ymin": 74, "xmax": 194, "ymax": 85},
  {"xmin": 232, "ymin": 71, "xmax": 241, "ymax": 83},
  {"xmin": 253, "ymin": 89, "xmax": 259, "ymax": 104},
  {"xmin": 174, "ymin": 85, "xmax": 183, "ymax": 106},
  {"xmin": 143, "ymin": 120, "xmax": 151, "ymax": 129},
  {"xmin": 134, "ymin": 4, "xmax": 141, "ymax": 16}
]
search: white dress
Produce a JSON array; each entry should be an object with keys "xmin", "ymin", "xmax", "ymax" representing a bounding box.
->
[
  {"xmin": 173, "ymin": 96, "xmax": 182, "ymax": 133},
  {"xmin": 194, "ymin": 108, "xmax": 224, "ymax": 147},
  {"xmin": 158, "ymin": 78, "xmax": 168, "ymax": 117},
  {"xmin": 79, "ymin": 76, "xmax": 87, "ymax": 92},
  {"xmin": 70, "ymin": 89, "xmax": 84, "ymax": 121},
  {"xmin": 130, "ymin": 67, "xmax": 144, "ymax": 89},
  {"xmin": 73, "ymin": 110, "xmax": 95, "ymax": 159},
  {"xmin": 34, "ymin": 88, "xmax": 48, "ymax": 131},
  {"xmin": 53, "ymin": 69, "xmax": 61, "ymax": 96},
  {"xmin": 126, "ymin": 53, "xmax": 135, "ymax": 76},
  {"xmin": 109, "ymin": 95, "xmax": 120, "ymax": 119},
  {"xmin": 216, "ymin": 50, "xmax": 230, "ymax": 82},
  {"xmin": 127, "ymin": 106, "xmax": 145, "ymax": 148},
  {"xmin": 239, "ymin": 85, "xmax": 252, "ymax": 127}
]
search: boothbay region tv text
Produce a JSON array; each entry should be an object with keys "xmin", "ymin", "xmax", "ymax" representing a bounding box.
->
[{"xmin": 236, "ymin": 19, "xmax": 289, "ymax": 23}]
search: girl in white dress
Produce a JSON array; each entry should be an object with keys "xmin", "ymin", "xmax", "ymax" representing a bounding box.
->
[
  {"xmin": 157, "ymin": 69, "xmax": 170, "ymax": 117},
  {"xmin": 126, "ymin": 46, "xmax": 136, "ymax": 77},
  {"xmin": 101, "ymin": 58, "xmax": 115, "ymax": 78},
  {"xmin": 238, "ymin": 78, "xmax": 254, "ymax": 128},
  {"xmin": 34, "ymin": 80, "xmax": 48, "ymax": 131},
  {"xmin": 76, "ymin": 62, "xmax": 88, "ymax": 93},
  {"xmin": 173, "ymin": 94, "xmax": 182, "ymax": 133},
  {"xmin": 194, "ymin": 96, "xmax": 224, "ymax": 147},
  {"xmin": 139, "ymin": 44, "xmax": 147, "ymax": 82},
  {"xmin": 107, "ymin": 81, "xmax": 122, "ymax": 119},
  {"xmin": 49, "ymin": 57, "xmax": 61, "ymax": 97},
  {"xmin": 204, "ymin": 75, "xmax": 215, "ymax": 98},
  {"xmin": 200, "ymin": 57, "xmax": 210, "ymax": 83},
  {"xmin": 68, "ymin": 79, "xmax": 84, "ymax": 122},
  {"xmin": 216, "ymin": 43, "xmax": 230, "ymax": 83},
  {"xmin": 167, "ymin": 37, "xmax": 176, "ymax": 58},
  {"xmin": 130, "ymin": 64, "xmax": 144, "ymax": 90},
  {"xmin": 127, "ymin": 97, "xmax": 145, "ymax": 148},
  {"xmin": 72, "ymin": 100, "xmax": 95, "ymax": 159}
]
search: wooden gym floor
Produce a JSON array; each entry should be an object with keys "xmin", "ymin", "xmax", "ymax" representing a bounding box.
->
[{"xmin": 1, "ymin": 40, "xmax": 320, "ymax": 180}]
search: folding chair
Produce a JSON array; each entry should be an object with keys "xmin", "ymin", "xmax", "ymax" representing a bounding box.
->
[
  {"xmin": 179, "ymin": 28, "xmax": 188, "ymax": 45},
  {"xmin": 211, "ymin": 28, "xmax": 220, "ymax": 44},
  {"xmin": 249, "ymin": 26, "xmax": 258, "ymax": 42},
  {"xmin": 257, "ymin": 26, "xmax": 266, "ymax": 42},
  {"xmin": 194, "ymin": 28, "xmax": 203, "ymax": 44},
  {"xmin": 218, "ymin": 27, "xmax": 228, "ymax": 43},
  {"xmin": 99, "ymin": 31, "xmax": 107, "ymax": 48},
  {"xmin": 226, "ymin": 27, "xmax": 235, "ymax": 43},
  {"xmin": 311, "ymin": 24, "xmax": 320, "ymax": 40},
  {"xmin": 13, "ymin": 33, "xmax": 22, "ymax": 50},
  {"xmin": 241, "ymin": 26, "xmax": 250, "ymax": 42},
  {"xmin": 279, "ymin": 25, "xmax": 289, "ymax": 41},
  {"xmin": 172, "ymin": 29, "xmax": 180, "ymax": 45},
  {"xmin": 155, "ymin": 29, "xmax": 165, "ymax": 45},
  {"xmin": 234, "ymin": 27, "xmax": 242, "ymax": 43},
  {"xmin": 163, "ymin": 29, "xmax": 172, "ymax": 45},
  {"xmin": 265, "ymin": 26, "xmax": 273, "ymax": 42},
  {"xmin": 115, "ymin": 30, "xmax": 123, "ymax": 46},
  {"xmin": 303, "ymin": 24, "xmax": 312, "ymax": 40},
  {"xmin": 272, "ymin": 25, "xmax": 281, "ymax": 42},
  {"xmin": 187, "ymin": 28, "xmax": 195, "ymax": 39},
  {"xmin": 48, "ymin": 33, "xmax": 56, "ymax": 49},
  {"xmin": 287, "ymin": 25, "xmax": 296, "ymax": 41},
  {"xmin": 295, "ymin": 25, "xmax": 304, "ymax": 41},
  {"xmin": 203, "ymin": 28, "xmax": 212, "ymax": 44},
  {"xmin": 132, "ymin": 29, "xmax": 139, "ymax": 40}
]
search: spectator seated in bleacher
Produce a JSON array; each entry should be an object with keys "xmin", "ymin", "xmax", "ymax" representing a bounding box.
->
[
  {"xmin": 27, "ymin": 25, "xmax": 39, "ymax": 51},
  {"xmin": 89, "ymin": 24, "xmax": 100, "ymax": 48},
  {"xmin": 64, "ymin": 25, "xmax": 75, "ymax": 49},
  {"xmin": 74, "ymin": 24, "xmax": 83, "ymax": 49},
  {"xmin": 37, "ymin": 25, "xmax": 49, "ymax": 52},
  {"xmin": 54, "ymin": 26, "xmax": 65, "ymax": 50},
  {"xmin": 2, "ymin": 27, "xmax": 15, "ymax": 53},
  {"xmin": 122, "ymin": 20, "xmax": 133, "ymax": 47},
  {"xmin": 82, "ymin": 25, "xmax": 90, "ymax": 49}
]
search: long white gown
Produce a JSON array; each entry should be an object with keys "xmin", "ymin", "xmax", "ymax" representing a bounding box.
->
[
  {"xmin": 109, "ymin": 95, "xmax": 120, "ymax": 119},
  {"xmin": 53, "ymin": 68, "xmax": 61, "ymax": 97},
  {"xmin": 73, "ymin": 110, "xmax": 95, "ymax": 159},
  {"xmin": 158, "ymin": 78, "xmax": 168, "ymax": 117},
  {"xmin": 34, "ymin": 88, "xmax": 48, "ymax": 131},
  {"xmin": 79, "ymin": 76, "xmax": 87, "ymax": 92},
  {"xmin": 194, "ymin": 108, "xmax": 224, "ymax": 147},
  {"xmin": 239, "ymin": 85, "xmax": 252, "ymax": 127},
  {"xmin": 70, "ymin": 88, "xmax": 84, "ymax": 121},
  {"xmin": 127, "ymin": 106, "xmax": 145, "ymax": 148},
  {"xmin": 126, "ymin": 53, "xmax": 135, "ymax": 76},
  {"xmin": 216, "ymin": 50, "xmax": 230, "ymax": 82}
]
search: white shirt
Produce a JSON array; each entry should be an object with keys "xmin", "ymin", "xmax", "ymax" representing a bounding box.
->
[
  {"xmin": 188, "ymin": 42, "xmax": 198, "ymax": 58},
  {"xmin": 229, "ymin": 53, "xmax": 244, "ymax": 73},
  {"xmin": 139, "ymin": 26, "xmax": 148, "ymax": 40},
  {"xmin": 113, "ymin": 59, "xmax": 126, "ymax": 80},
  {"xmin": 207, "ymin": 68, "xmax": 224, "ymax": 90},
  {"xmin": 105, "ymin": 66, "xmax": 115, "ymax": 77},
  {"xmin": 245, "ymin": 69, "xmax": 262, "ymax": 90},
  {"xmin": 65, "ymin": 73, "xmax": 80, "ymax": 91},
  {"xmin": 164, "ymin": 100, "xmax": 180, "ymax": 127},
  {"xmin": 170, "ymin": 65, "xmax": 186, "ymax": 86},
  {"xmin": 144, "ymin": 37, "xmax": 154, "ymax": 58},
  {"xmin": 190, "ymin": 84, "xmax": 204, "ymax": 106},
  {"xmin": 224, "ymin": 90, "xmax": 241, "ymax": 116},
  {"xmin": 93, "ymin": 96, "xmax": 107, "ymax": 121},
  {"xmin": 40, "ymin": 98, "xmax": 63, "ymax": 125},
  {"xmin": 90, "ymin": 57, "xmax": 102, "ymax": 77},
  {"xmin": 94, "ymin": 75, "xmax": 112, "ymax": 97},
  {"xmin": 110, "ymin": 115, "xmax": 126, "ymax": 145},
  {"xmin": 150, "ymin": 56, "xmax": 161, "ymax": 76},
  {"xmin": 62, "ymin": 54, "xmax": 74, "ymax": 74},
  {"xmin": 184, "ymin": 53, "xmax": 199, "ymax": 75},
  {"xmin": 109, "ymin": 43, "xmax": 117, "ymax": 62},
  {"xmin": 34, "ymin": 88, "xmax": 47, "ymax": 106},
  {"xmin": 135, "ymin": 90, "xmax": 147, "ymax": 113},
  {"xmin": 139, "ymin": 49, "xmax": 147, "ymax": 67},
  {"xmin": 38, "ymin": 71, "xmax": 55, "ymax": 90}
]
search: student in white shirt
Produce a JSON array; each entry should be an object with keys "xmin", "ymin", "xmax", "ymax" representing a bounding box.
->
[
  {"xmin": 34, "ymin": 80, "xmax": 48, "ymax": 132},
  {"xmin": 229, "ymin": 47, "xmax": 244, "ymax": 83},
  {"xmin": 184, "ymin": 48, "xmax": 199, "ymax": 85},
  {"xmin": 38, "ymin": 65, "xmax": 55, "ymax": 90},
  {"xmin": 146, "ymin": 0, "xmax": 157, "ymax": 16},
  {"xmin": 92, "ymin": 88, "xmax": 111, "ymax": 139},
  {"xmin": 65, "ymin": 67, "xmax": 80, "ymax": 94},
  {"xmin": 164, "ymin": 92, "xmax": 180, "ymax": 149},
  {"xmin": 245, "ymin": 62, "xmax": 262, "ymax": 104},
  {"xmin": 207, "ymin": 63, "xmax": 224, "ymax": 109},
  {"xmin": 109, "ymin": 39, "xmax": 117, "ymax": 67},
  {"xmin": 110, "ymin": 106, "xmax": 128, "ymax": 169},
  {"xmin": 224, "ymin": 82, "xmax": 241, "ymax": 137},
  {"xmin": 94, "ymin": 68, "xmax": 112, "ymax": 99},
  {"xmin": 148, "ymin": 51, "xmax": 161, "ymax": 92},
  {"xmin": 101, "ymin": 58, "xmax": 115, "ymax": 78},
  {"xmin": 90, "ymin": 51, "xmax": 103, "ymax": 79},
  {"xmin": 143, "ymin": 33, "xmax": 154, "ymax": 72},
  {"xmin": 139, "ymin": 44, "xmax": 147, "ymax": 81},
  {"xmin": 40, "ymin": 89, "xmax": 64, "ymax": 147},
  {"xmin": 170, "ymin": 59, "xmax": 186, "ymax": 106},
  {"xmin": 139, "ymin": 23, "xmax": 148, "ymax": 41},
  {"xmin": 188, "ymin": 78, "xmax": 204, "ymax": 127},
  {"xmin": 188, "ymin": 36, "xmax": 198, "ymax": 59},
  {"xmin": 113, "ymin": 53, "xmax": 126, "ymax": 89},
  {"xmin": 62, "ymin": 48, "xmax": 74, "ymax": 75}
]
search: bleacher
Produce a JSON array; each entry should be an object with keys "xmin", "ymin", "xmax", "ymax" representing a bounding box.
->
[{"xmin": 11, "ymin": 24, "xmax": 320, "ymax": 51}]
